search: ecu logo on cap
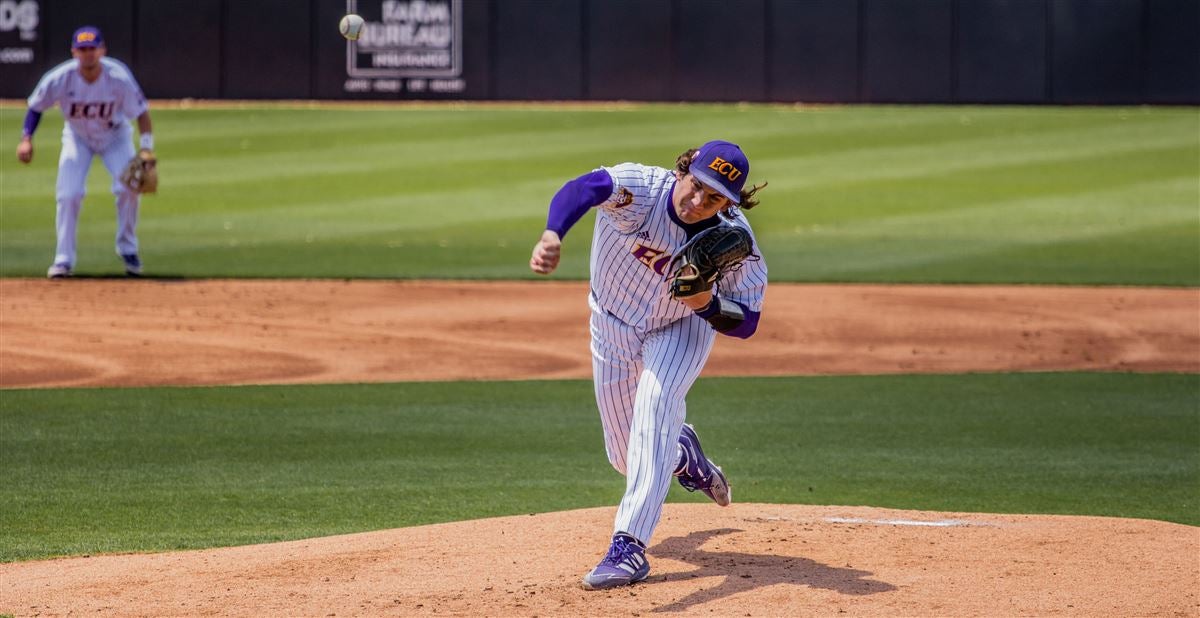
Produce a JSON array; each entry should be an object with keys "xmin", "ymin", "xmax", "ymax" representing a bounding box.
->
[
  {"xmin": 76, "ymin": 32, "xmax": 97, "ymax": 44},
  {"xmin": 707, "ymin": 156, "xmax": 742, "ymax": 181}
]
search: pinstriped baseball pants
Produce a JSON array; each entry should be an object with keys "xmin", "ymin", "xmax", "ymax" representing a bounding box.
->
[{"xmin": 589, "ymin": 294, "xmax": 716, "ymax": 545}]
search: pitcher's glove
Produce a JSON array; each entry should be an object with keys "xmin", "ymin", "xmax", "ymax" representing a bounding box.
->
[
  {"xmin": 120, "ymin": 148, "xmax": 158, "ymax": 194},
  {"xmin": 668, "ymin": 224, "xmax": 754, "ymax": 298}
]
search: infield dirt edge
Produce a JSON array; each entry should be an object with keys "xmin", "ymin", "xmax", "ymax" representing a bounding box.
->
[{"xmin": 2, "ymin": 503, "xmax": 1196, "ymax": 617}]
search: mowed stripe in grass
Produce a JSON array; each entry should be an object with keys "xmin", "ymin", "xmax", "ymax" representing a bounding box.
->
[
  {"xmin": 1, "ymin": 373, "xmax": 1196, "ymax": 561},
  {"xmin": 767, "ymin": 176, "xmax": 1197, "ymax": 282},
  {"xmin": 0, "ymin": 104, "xmax": 1195, "ymax": 283}
]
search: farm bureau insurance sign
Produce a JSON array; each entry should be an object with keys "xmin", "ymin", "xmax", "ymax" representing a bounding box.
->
[
  {"xmin": 0, "ymin": 0, "xmax": 39, "ymax": 65},
  {"xmin": 344, "ymin": 0, "xmax": 464, "ymax": 95}
]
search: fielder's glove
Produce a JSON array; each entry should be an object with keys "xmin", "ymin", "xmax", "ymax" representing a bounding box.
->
[
  {"xmin": 668, "ymin": 224, "xmax": 754, "ymax": 298},
  {"xmin": 120, "ymin": 148, "xmax": 158, "ymax": 194}
]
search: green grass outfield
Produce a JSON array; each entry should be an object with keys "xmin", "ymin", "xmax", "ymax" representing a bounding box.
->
[
  {"xmin": 0, "ymin": 104, "xmax": 1196, "ymax": 564},
  {"xmin": 1, "ymin": 103, "xmax": 1197, "ymax": 284},
  {"xmin": 1, "ymin": 373, "xmax": 1197, "ymax": 562}
]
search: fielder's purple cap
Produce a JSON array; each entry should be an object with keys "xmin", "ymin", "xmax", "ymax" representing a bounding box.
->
[
  {"xmin": 688, "ymin": 140, "xmax": 749, "ymax": 204},
  {"xmin": 71, "ymin": 26, "xmax": 103, "ymax": 49}
]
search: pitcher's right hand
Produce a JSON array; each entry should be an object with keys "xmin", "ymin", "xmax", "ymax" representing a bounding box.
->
[{"xmin": 530, "ymin": 230, "xmax": 562, "ymax": 275}]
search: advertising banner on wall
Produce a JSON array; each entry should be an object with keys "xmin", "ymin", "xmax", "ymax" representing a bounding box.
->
[
  {"xmin": 0, "ymin": 0, "xmax": 42, "ymax": 96},
  {"xmin": 315, "ymin": 0, "xmax": 488, "ymax": 99},
  {"xmin": 344, "ymin": 0, "xmax": 461, "ymax": 94}
]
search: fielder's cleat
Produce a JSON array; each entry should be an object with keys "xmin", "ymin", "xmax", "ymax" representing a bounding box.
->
[
  {"xmin": 120, "ymin": 253, "xmax": 142, "ymax": 276},
  {"xmin": 581, "ymin": 533, "xmax": 650, "ymax": 591},
  {"xmin": 46, "ymin": 262, "xmax": 72, "ymax": 279},
  {"xmin": 676, "ymin": 423, "xmax": 732, "ymax": 507}
]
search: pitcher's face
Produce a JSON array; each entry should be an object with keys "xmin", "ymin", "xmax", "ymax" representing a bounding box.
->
[{"xmin": 672, "ymin": 172, "xmax": 730, "ymax": 223}]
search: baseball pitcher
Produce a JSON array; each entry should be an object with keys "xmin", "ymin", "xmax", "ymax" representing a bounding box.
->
[{"xmin": 530, "ymin": 140, "xmax": 768, "ymax": 590}]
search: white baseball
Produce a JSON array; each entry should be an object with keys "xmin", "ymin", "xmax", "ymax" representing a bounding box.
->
[{"xmin": 339, "ymin": 14, "xmax": 365, "ymax": 41}]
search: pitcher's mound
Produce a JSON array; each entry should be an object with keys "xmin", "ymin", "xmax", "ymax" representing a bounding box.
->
[{"xmin": 3, "ymin": 504, "xmax": 1196, "ymax": 616}]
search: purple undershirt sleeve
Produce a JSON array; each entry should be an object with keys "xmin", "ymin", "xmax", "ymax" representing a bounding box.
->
[
  {"xmin": 696, "ymin": 297, "xmax": 761, "ymax": 339},
  {"xmin": 694, "ymin": 300, "xmax": 722, "ymax": 319},
  {"xmin": 546, "ymin": 169, "xmax": 614, "ymax": 239},
  {"xmin": 724, "ymin": 306, "xmax": 761, "ymax": 339},
  {"xmin": 22, "ymin": 109, "xmax": 42, "ymax": 137}
]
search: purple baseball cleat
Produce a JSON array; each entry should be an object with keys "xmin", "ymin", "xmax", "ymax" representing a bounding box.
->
[
  {"xmin": 581, "ymin": 533, "xmax": 650, "ymax": 590},
  {"xmin": 120, "ymin": 253, "xmax": 142, "ymax": 276},
  {"xmin": 676, "ymin": 423, "xmax": 732, "ymax": 506}
]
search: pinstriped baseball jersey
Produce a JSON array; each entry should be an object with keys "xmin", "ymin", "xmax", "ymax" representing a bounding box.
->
[
  {"xmin": 28, "ymin": 57, "xmax": 148, "ymax": 151},
  {"xmin": 582, "ymin": 161, "xmax": 767, "ymax": 545},
  {"xmin": 590, "ymin": 162, "xmax": 768, "ymax": 330}
]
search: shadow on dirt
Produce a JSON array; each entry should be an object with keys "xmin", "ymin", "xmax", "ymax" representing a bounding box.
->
[
  {"xmin": 45, "ymin": 274, "xmax": 189, "ymax": 282},
  {"xmin": 648, "ymin": 528, "xmax": 895, "ymax": 613}
]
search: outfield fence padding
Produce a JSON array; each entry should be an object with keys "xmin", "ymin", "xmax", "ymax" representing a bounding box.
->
[{"xmin": 1, "ymin": 0, "xmax": 1195, "ymax": 103}]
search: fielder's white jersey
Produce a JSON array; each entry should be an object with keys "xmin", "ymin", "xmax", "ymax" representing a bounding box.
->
[
  {"xmin": 27, "ymin": 57, "xmax": 148, "ymax": 151},
  {"xmin": 589, "ymin": 162, "xmax": 768, "ymax": 331}
]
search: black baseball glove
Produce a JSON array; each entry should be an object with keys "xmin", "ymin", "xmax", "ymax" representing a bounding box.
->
[{"xmin": 667, "ymin": 224, "xmax": 754, "ymax": 298}]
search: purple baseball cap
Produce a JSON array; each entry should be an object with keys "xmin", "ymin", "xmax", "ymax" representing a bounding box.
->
[
  {"xmin": 688, "ymin": 140, "xmax": 750, "ymax": 204},
  {"xmin": 71, "ymin": 26, "xmax": 104, "ymax": 49}
]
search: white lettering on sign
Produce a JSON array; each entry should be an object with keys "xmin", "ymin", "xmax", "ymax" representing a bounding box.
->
[
  {"xmin": 0, "ymin": 0, "xmax": 38, "ymax": 43},
  {"xmin": 371, "ymin": 50, "xmax": 449, "ymax": 68},
  {"xmin": 358, "ymin": 22, "xmax": 451, "ymax": 49},
  {"xmin": 0, "ymin": 45, "xmax": 33, "ymax": 62},
  {"xmin": 427, "ymin": 79, "xmax": 463, "ymax": 93},
  {"xmin": 345, "ymin": 0, "xmax": 462, "ymax": 82},
  {"xmin": 0, "ymin": 0, "xmax": 39, "ymax": 32},
  {"xmin": 382, "ymin": 0, "xmax": 449, "ymax": 23}
]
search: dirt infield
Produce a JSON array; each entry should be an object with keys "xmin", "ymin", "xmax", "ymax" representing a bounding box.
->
[
  {"xmin": 2, "ymin": 279, "xmax": 1197, "ymax": 388},
  {"xmin": 1, "ymin": 279, "xmax": 1197, "ymax": 616},
  {"xmin": 2, "ymin": 505, "xmax": 1197, "ymax": 617}
]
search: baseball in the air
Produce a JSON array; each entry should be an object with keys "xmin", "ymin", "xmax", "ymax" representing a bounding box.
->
[{"xmin": 339, "ymin": 14, "xmax": 365, "ymax": 41}]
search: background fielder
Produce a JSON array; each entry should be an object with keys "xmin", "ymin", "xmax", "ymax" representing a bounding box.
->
[
  {"xmin": 530, "ymin": 140, "xmax": 768, "ymax": 590},
  {"xmin": 16, "ymin": 26, "xmax": 155, "ymax": 278}
]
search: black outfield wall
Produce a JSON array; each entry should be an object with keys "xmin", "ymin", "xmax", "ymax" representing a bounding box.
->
[{"xmin": 1, "ymin": 0, "xmax": 1195, "ymax": 103}]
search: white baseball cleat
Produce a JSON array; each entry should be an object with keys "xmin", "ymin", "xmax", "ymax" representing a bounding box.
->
[{"xmin": 47, "ymin": 263, "xmax": 72, "ymax": 278}]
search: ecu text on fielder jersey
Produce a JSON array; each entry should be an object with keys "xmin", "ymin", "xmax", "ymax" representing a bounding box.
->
[{"xmin": 529, "ymin": 140, "xmax": 768, "ymax": 590}]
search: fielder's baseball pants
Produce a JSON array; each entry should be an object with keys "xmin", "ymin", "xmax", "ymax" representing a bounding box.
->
[{"xmin": 54, "ymin": 125, "xmax": 139, "ymax": 267}]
